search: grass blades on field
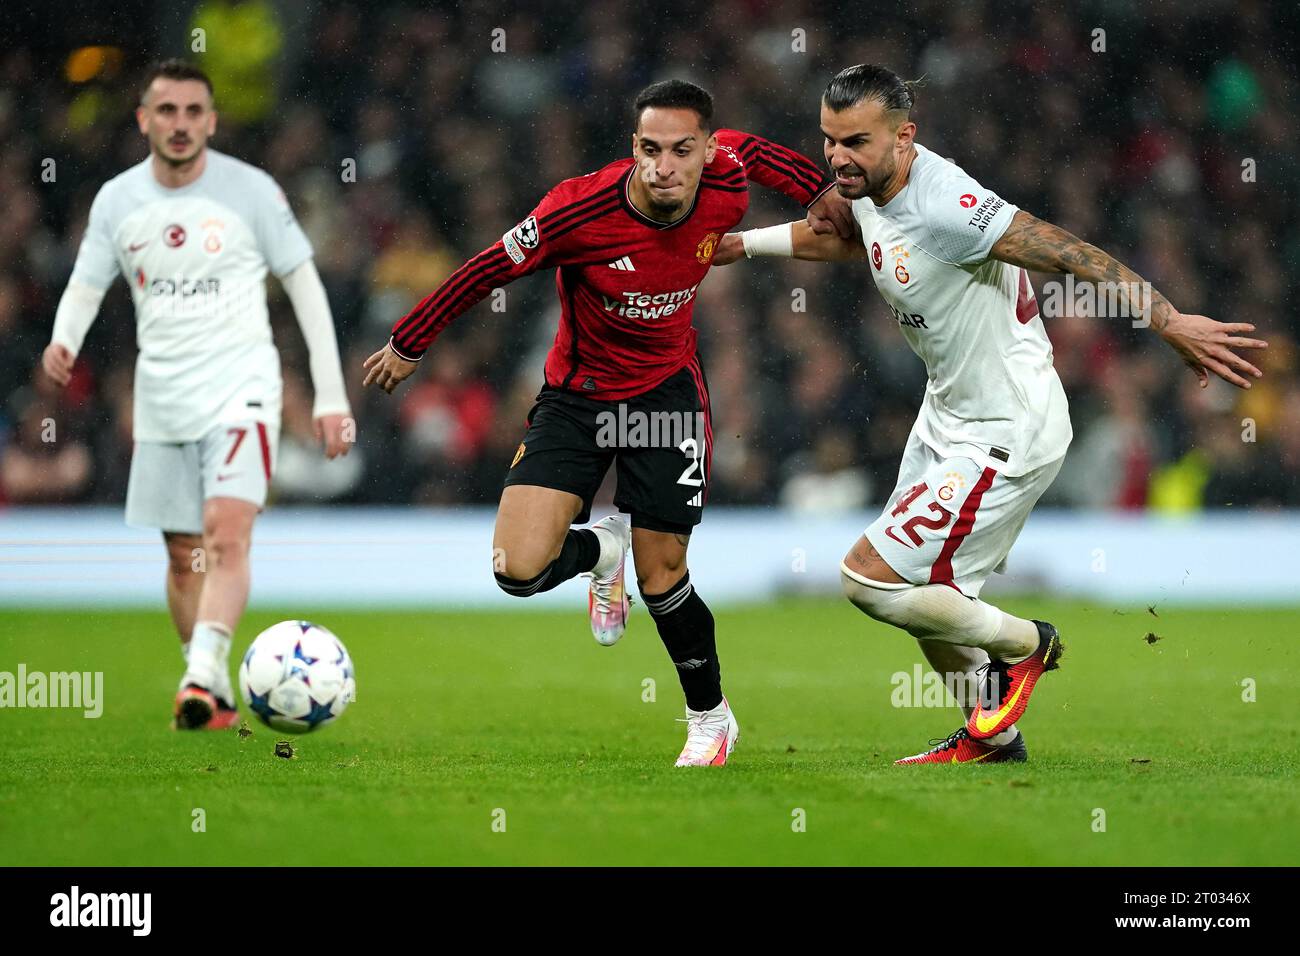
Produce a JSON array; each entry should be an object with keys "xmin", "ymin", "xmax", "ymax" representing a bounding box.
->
[{"xmin": 0, "ymin": 599, "xmax": 1296, "ymax": 865}]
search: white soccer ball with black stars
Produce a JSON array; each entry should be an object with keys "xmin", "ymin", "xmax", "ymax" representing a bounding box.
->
[{"xmin": 239, "ymin": 621, "xmax": 355, "ymax": 733}]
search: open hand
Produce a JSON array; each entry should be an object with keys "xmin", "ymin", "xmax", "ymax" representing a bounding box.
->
[
  {"xmin": 362, "ymin": 343, "xmax": 418, "ymax": 394},
  {"xmin": 1160, "ymin": 314, "xmax": 1267, "ymax": 389}
]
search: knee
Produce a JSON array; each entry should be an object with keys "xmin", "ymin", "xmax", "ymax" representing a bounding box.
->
[
  {"xmin": 165, "ymin": 536, "xmax": 202, "ymax": 579},
  {"xmin": 841, "ymin": 568, "xmax": 910, "ymax": 629},
  {"xmin": 493, "ymin": 555, "xmax": 554, "ymax": 597},
  {"xmin": 841, "ymin": 569, "xmax": 873, "ymax": 611},
  {"xmin": 492, "ymin": 553, "xmax": 552, "ymax": 592},
  {"xmin": 637, "ymin": 561, "xmax": 686, "ymax": 597},
  {"xmin": 203, "ymin": 519, "xmax": 250, "ymax": 566},
  {"xmin": 168, "ymin": 550, "xmax": 199, "ymax": 579}
]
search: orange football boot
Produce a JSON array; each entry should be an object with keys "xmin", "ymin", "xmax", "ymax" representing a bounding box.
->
[
  {"xmin": 173, "ymin": 685, "xmax": 240, "ymax": 730},
  {"xmin": 967, "ymin": 621, "xmax": 1063, "ymax": 740},
  {"xmin": 895, "ymin": 726, "xmax": 1027, "ymax": 765}
]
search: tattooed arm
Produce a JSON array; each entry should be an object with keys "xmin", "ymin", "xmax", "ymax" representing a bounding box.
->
[{"xmin": 990, "ymin": 210, "xmax": 1267, "ymax": 389}]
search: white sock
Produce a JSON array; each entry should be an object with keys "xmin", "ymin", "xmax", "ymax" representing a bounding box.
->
[
  {"xmin": 984, "ymin": 725, "xmax": 1020, "ymax": 748},
  {"xmin": 842, "ymin": 566, "xmax": 1037, "ymax": 659},
  {"xmin": 916, "ymin": 639, "xmax": 988, "ymax": 721},
  {"xmin": 590, "ymin": 525, "xmax": 623, "ymax": 577},
  {"xmin": 180, "ymin": 641, "xmax": 190, "ymax": 665},
  {"xmin": 184, "ymin": 621, "xmax": 232, "ymax": 692},
  {"xmin": 995, "ymin": 616, "xmax": 1041, "ymax": 664},
  {"xmin": 914, "ymin": 639, "xmax": 1018, "ymax": 748}
]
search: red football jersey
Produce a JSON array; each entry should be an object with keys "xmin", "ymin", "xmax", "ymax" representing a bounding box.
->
[{"xmin": 390, "ymin": 129, "xmax": 832, "ymax": 400}]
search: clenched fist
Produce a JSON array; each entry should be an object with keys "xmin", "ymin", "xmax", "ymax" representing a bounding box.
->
[{"xmin": 41, "ymin": 343, "xmax": 76, "ymax": 387}]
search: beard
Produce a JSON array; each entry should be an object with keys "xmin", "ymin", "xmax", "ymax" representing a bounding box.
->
[
  {"xmin": 646, "ymin": 194, "xmax": 685, "ymax": 219},
  {"xmin": 835, "ymin": 179, "xmax": 868, "ymax": 200},
  {"xmin": 836, "ymin": 156, "xmax": 895, "ymax": 200},
  {"xmin": 155, "ymin": 137, "xmax": 203, "ymax": 167}
]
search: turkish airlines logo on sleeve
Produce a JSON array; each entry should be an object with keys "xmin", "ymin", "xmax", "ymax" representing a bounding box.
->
[
  {"xmin": 959, "ymin": 194, "xmax": 978, "ymax": 208},
  {"xmin": 965, "ymin": 194, "xmax": 1006, "ymax": 232}
]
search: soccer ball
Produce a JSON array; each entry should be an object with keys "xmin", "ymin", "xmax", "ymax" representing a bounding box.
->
[{"xmin": 239, "ymin": 621, "xmax": 355, "ymax": 733}]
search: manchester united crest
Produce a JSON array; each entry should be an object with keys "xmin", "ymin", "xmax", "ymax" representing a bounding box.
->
[{"xmin": 696, "ymin": 232, "xmax": 720, "ymax": 264}]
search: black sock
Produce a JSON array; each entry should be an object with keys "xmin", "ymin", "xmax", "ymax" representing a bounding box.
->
[
  {"xmin": 494, "ymin": 529, "xmax": 601, "ymax": 597},
  {"xmin": 643, "ymin": 571, "xmax": 722, "ymax": 711}
]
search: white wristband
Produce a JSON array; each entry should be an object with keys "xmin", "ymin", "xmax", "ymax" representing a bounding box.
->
[{"xmin": 742, "ymin": 223, "xmax": 795, "ymax": 258}]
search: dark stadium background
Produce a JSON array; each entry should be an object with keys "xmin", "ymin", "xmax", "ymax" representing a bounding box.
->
[
  {"xmin": 2, "ymin": 0, "xmax": 1297, "ymax": 512},
  {"xmin": 1, "ymin": 1, "xmax": 1297, "ymax": 882}
]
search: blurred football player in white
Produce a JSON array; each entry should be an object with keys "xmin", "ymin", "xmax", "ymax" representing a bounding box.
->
[{"xmin": 41, "ymin": 60, "xmax": 352, "ymax": 730}]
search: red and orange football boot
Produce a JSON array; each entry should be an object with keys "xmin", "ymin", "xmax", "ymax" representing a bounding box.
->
[
  {"xmin": 208, "ymin": 699, "xmax": 241, "ymax": 730},
  {"xmin": 894, "ymin": 726, "xmax": 1027, "ymax": 765},
  {"xmin": 967, "ymin": 620, "xmax": 1063, "ymax": 740},
  {"xmin": 173, "ymin": 685, "xmax": 240, "ymax": 730}
]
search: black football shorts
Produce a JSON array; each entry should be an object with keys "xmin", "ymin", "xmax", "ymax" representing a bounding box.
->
[{"xmin": 503, "ymin": 354, "xmax": 713, "ymax": 535}]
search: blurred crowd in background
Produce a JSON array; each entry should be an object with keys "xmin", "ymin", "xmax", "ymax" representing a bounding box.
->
[{"xmin": 2, "ymin": 0, "xmax": 1298, "ymax": 513}]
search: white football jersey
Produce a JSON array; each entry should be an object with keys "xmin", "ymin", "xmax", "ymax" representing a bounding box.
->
[
  {"xmin": 851, "ymin": 143, "xmax": 1072, "ymax": 477},
  {"xmin": 70, "ymin": 149, "xmax": 313, "ymax": 442}
]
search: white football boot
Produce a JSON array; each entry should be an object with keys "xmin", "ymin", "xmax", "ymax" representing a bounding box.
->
[
  {"xmin": 675, "ymin": 697, "xmax": 740, "ymax": 767},
  {"xmin": 584, "ymin": 514, "xmax": 631, "ymax": 646}
]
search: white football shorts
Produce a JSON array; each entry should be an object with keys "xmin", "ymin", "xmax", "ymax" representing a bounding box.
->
[
  {"xmin": 863, "ymin": 430, "xmax": 1063, "ymax": 598},
  {"xmin": 125, "ymin": 419, "xmax": 279, "ymax": 534}
]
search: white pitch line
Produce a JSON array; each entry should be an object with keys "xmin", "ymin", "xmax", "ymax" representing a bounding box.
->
[{"xmin": 0, "ymin": 538, "xmax": 460, "ymax": 547}]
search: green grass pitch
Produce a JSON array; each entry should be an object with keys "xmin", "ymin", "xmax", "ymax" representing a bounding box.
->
[{"xmin": 1, "ymin": 598, "xmax": 1296, "ymax": 866}]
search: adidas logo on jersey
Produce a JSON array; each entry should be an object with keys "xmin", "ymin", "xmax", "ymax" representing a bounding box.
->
[{"xmin": 607, "ymin": 256, "xmax": 635, "ymax": 271}]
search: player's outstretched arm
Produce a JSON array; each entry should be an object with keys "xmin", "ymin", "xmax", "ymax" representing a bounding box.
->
[
  {"xmin": 365, "ymin": 185, "xmax": 584, "ymax": 395},
  {"xmin": 714, "ymin": 220, "xmax": 866, "ymax": 266},
  {"xmin": 990, "ymin": 210, "xmax": 1267, "ymax": 389},
  {"xmin": 716, "ymin": 130, "xmax": 852, "ymax": 239},
  {"xmin": 362, "ymin": 236, "xmax": 524, "ymax": 396},
  {"xmin": 361, "ymin": 238, "xmax": 526, "ymax": 395}
]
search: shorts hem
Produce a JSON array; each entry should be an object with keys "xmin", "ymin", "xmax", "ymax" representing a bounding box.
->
[
  {"xmin": 628, "ymin": 511, "xmax": 698, "ymax": 535},
  {"xmin": 500, "ymin": 477, "xmax": 598, "ymax": 525},
  {"xmin": 124, "ymin": 515, "xmax": 203, "ymax": 535},
  {"xmin": 863, "ymin": 526, "xmax": 930, "ymax": 588},
  {"xmin": 202, "ymin": 489, "xmax": 267, "ymax": 509}
]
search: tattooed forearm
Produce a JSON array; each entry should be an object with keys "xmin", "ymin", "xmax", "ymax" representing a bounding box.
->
[{"xmin": 990, "ymin": 210, "xmax": 1175, "ymax": 331}]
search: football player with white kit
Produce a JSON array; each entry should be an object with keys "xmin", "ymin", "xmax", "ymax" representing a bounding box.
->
[
  {"xmin": 717, "ymin": 64, "xmax": 1267, "ymax": 763},
  {"xmin": 41, "ymin": 60, "xmax": 353, "ymax": 730}
]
